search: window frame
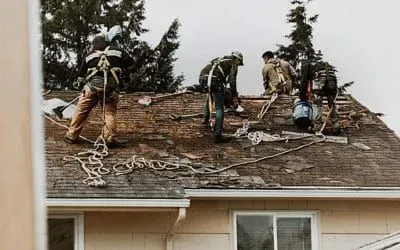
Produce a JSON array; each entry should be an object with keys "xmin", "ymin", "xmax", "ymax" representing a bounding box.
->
[
  {"xmin": 47, "ymin": 213, "xmax": 85, "ymax": 250},
  {"xmin": 233, "ymin": 211, "xmax": 318, "ymax": 250}
]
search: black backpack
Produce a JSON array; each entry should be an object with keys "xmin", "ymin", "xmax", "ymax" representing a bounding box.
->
[{"xmin": 313, "ymin": 62, "xmax": 337, "ymax": 94}]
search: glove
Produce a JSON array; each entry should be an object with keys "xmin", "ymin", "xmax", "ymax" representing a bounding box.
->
[{"xmin": 73, "ymin": 77, "xmax": 86, "ymax": 90}]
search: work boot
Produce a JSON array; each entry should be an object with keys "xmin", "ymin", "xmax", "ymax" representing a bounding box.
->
[
  {"xmin": 332, "ymin": 121, "xmax": 341, "ymax": 135},
  {"xmin": 214, "ymin": 135, "xmax": 231, "ymax": 143},
  {"xmin": 106, "ymin": 140, "xmax": 121, "ymax": 149},
  {"xmin": 201, "ymin": 120, "xmax": 210, "ymax": 127},
  {"xmin": 64, "ymin": 135, "xmax": 79, "ymax": 144}
]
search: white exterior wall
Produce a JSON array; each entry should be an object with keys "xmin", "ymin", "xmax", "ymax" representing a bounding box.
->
[{"xmin": 82, "ymin": 200, "xmax": 400, "ymax": 250}]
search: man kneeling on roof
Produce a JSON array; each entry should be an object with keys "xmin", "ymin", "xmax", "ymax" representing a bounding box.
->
[
  {"xmin": 199, "ymin": 51, "xmax": 244, "ymax": 143},
  {"xmin": 65, "ymin": 25, "xmax": 134, "ymax": 148},
  {"xmin": 298, "ymin": 59, "xmax": 340, "ymax": 134},
  {"xmin": 261, "ymin": 51, "xmax": 296, "ymax": 96}
]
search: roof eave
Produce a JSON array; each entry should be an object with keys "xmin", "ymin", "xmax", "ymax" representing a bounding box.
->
[
  {"xmin": 46, "ymin": 198, "xmax": 191, "ymax": 209},
  {"xmin": 184, "ymin": 187, "xmax": 400, "ymax": 199}
]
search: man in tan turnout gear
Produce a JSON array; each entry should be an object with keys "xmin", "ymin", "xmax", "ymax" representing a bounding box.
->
[
  {"xmin": 261, "ymin": 51, "xmax": 296, "ymax": 95},
  {"xmin": 65, "ymin": 26, "xmax": 134, "ymax": 147}
]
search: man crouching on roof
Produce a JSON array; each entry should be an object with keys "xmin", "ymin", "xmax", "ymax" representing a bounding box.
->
[
  {"xmin": 199, "ymin": 51, "xmax": 244, "ymax": 143},
  {"xmin": 65, "ymin": 25, "xmax": 134, "ymax": 148}
]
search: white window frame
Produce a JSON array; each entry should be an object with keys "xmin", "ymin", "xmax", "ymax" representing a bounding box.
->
[
  {"xmin": 48, "ymin": 213, "xmax": 85, "ymax": 250},
  {"xmin": 233, "ymin": 211, "xmax": 318, "ymax": 250}
]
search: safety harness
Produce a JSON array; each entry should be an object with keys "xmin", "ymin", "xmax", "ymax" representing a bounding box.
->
[
  {"xmin": 85, "ymin": 46, "xmax": 121, "ymax": 84},
  {"xmin": 268, "ymin": 60, "xmax": 287, "ymax": 94}
]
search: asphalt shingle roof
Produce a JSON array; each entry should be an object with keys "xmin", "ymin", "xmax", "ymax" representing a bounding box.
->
[{"xmin": 44, "ymin": 91, "xmax": 400, "ymax": 199}]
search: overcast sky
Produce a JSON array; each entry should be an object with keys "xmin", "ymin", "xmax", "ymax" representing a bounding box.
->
[{"xmin": 140, "ymin": 0, "xmax": 399, "ymax": 135}]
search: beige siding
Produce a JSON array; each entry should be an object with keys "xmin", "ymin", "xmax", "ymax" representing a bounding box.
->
[
  {"xmin": 173, "ymin": 234, "xmax": 230, "ymax": 250},
  {"xmin": 0, "ymin": 0, "xmax": 38, "ymax": 249},
  {"xmin": 83, "ymin": 200, "xmax": 400, "ymax": 250},
  {"xmin": 322, "ymin": 234, "xmax": 385, "ymax": 250}
]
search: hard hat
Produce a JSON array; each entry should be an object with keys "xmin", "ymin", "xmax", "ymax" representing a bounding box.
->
[
  {"xmin": 92, "ymin": 35, "xmax": 107, "ymax": 50},
  {"xmin": 107, "ymin": 25, "xmax": 122, "ymax": 42},
  {"xmin": 231, "ymin": 51, "xmax": 244, "ymax": 66}
]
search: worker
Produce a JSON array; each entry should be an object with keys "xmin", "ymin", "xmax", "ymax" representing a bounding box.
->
[
  {"xmin": 298, "ymin": 60, "xmax": 340, "ymax": 134},
  {"xmin": 261, "ymin": 51, "xmax": 296, "ymax": 95},
  {"xmin": 65, "ymin": 25, "xmax": 134, "ymax": 147},
  {"xmin": 199, "ymin": 51, "xmax": 244, "ymax": 143}
]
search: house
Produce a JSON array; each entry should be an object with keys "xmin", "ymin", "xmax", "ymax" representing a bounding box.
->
[{"xmin": 44, "ymin": 91, "xmax": 400, "ymax": 250}]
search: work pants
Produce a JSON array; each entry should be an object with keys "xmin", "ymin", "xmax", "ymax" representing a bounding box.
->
[
  {"xmin": 311, "ymin": 79, "xmax": 339, "ymax": 131},
  {"xmin": 203, "ymin": 80, "xmax": 225, "ymax": 137},
  {"xmin": 66, "ymin": 85, "xmax": 119, "ymax": 142}
]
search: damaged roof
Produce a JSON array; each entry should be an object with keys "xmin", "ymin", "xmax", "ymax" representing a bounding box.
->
[{"xmin": 44, "ymin": 91, "xmax": 400, "ymax": 199}]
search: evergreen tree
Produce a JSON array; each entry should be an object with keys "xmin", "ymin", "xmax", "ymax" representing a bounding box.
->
[
  {"xmin": 128, "ymin": 18, "xmax": 184, "ymax": 92},
  {"xmin": 150, "ymin": 18, "xmax": 184, "ymax": 92},
  {"xmin": 275, "ymin": 0, "xmax": 321, "ymax": 69},
  {"xmin": 41, "ymin": 0, "xmax": 102, "ymax": 89}
]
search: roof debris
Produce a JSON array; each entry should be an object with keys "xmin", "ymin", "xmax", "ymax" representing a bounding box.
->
[{"xmin": 352, "ymin": 142, "xmax": 372, "ymax": 150}]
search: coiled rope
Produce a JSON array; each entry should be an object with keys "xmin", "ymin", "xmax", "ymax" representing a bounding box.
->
[
  {"xmin": 233, "ymin": 119, "xmax": 313, "ymax": 146},
  {"xmin": 63, "ymin": 136, "xmax": 109, "ymax": 187}
]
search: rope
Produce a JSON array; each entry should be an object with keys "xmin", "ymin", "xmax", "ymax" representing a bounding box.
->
[
  {"xmin": 232, "ymin": 119, "xmax": 313, "ymax": 146},
  {"xmin": 112, "ymin": 133, "xmax": 325, "ymax": 176},
  {"xmin": 257, "ymin": 92, "xmax": 278, "ymax": 120},
  {"xmin": 43, "ymin": 114, "xmax": 95, "ymax": 144},
  {"xmin": 63, "ymin": 136, "xmax": 110, "ymax": 187},
  {"xmin": 318, "ymin": 91, "xmax": 339, "ymax": 134}
]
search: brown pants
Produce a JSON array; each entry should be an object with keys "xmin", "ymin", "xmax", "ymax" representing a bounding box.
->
[{"xmin": 66, "ymin": 85, "xmax": 119, "ymax": 142}]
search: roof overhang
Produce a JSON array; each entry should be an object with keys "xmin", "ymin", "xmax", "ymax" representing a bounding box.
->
[
  {"xmin": 47, "ymin": 198, "xmax": 190, "ymax": 212},
  {"xmin": 184, "ymin": 187, "xmax": 400, "ymax": 200}
]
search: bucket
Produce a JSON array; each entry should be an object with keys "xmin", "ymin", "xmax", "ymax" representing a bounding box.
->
[{"xmin": 293, "ymin": 101, "xmax": 313, "ymax": 129}]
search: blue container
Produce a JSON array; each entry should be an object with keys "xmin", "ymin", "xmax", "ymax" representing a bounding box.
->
[{"xmin": 293, "ymin": 101, "xmax": 313, "ymax": 129}]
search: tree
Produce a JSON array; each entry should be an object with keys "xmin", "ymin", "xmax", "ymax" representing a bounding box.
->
[
  {"xmin": 41, "ymin": 0, "xmax": 102, "ymax": 89},
  {"xmin": 275, "ymin": 0, "xmax": 322, "ymax": 69},
  {"xmin": 128, "ymin": 18, "xmax": 184, "ymax": 92}
]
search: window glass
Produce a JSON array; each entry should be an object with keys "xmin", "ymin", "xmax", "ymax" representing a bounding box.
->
[
  {"xmin": 236, "ymin": 215, "xmax": 274, "ymax": 250},
  {"xmin": 277, "ymin": 217, "xmax": 311, "ymax": 250},
  {"xmin": 48, "ymin": 218, "xmax": 75, "ymax": 250}
]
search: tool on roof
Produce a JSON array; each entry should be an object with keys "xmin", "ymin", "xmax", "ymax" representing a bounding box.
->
[
  {"xmin": 52, "ymin": 95, "xmax": 80, "ymax": 120},
  {"xmin": 138, "ymin": 89, "xmax": 194, "ymax": 106},
  {"xmin": 169, "ymin": 106, "xmax": 247, "ymax": 122}
]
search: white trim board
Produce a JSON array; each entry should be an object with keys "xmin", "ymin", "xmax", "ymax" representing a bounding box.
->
[
  {"xmin": 46, "ymin": 198, "xmax": 190, "ymax": 208},
  {"xmin": 185, "ymin": 188, "xmax": 400, "ymax": 199}
]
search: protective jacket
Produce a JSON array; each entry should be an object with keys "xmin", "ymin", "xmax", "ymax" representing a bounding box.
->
[
  {"xmin": 199, "ymin": 55, "xmax": 240, "ymax": 97},
  {"xmin": 262, "ymin": 58, "xmax": 296, "ymax": 94},
  {"xmin": 78, "ymin": 39, "xmax": 134, "ymax": 91}
]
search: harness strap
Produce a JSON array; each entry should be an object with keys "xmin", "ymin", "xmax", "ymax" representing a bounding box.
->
[
  {"xmin": 272, "ymin": 60, "xmax": 286, "ymax": 85},
  {"xmin": 85, "ymin": 46, "xmax": 120, "ymax": 84}
]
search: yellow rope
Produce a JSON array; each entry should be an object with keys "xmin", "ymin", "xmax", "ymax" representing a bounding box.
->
[{"xmin": 257, "ymin": 92, "xmax": 278, "ymax": 120}]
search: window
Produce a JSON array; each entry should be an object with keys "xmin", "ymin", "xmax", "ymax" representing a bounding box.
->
[
  {"xmin": 47, "ymin": 214, "xmax": 84, "ymax": 250},
  {"xmin": 234, "ymin": 212, "xmax": 317, "ymax": 250}
]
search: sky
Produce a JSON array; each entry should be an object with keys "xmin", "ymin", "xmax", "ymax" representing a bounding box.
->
[{"xmin": 140, "ymin": 0, "xmax": 399, "ymax": 135}]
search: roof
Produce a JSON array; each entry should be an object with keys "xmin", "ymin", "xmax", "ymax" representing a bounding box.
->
[{"xmin": 44, "ymin": 91, "xmax": 400, "ymax": 199}]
